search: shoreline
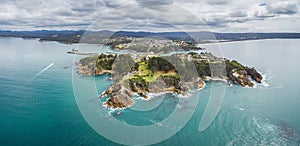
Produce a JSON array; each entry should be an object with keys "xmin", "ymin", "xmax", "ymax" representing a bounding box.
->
[
  {"xmin": 1, "ymin": 36, "xmax": 298, "ymax": 46},
  {"xmin": 75, "ymin": 48, "xmax": 263, "ymax": 109}
]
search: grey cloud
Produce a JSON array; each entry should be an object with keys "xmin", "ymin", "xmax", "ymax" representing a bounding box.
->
[
  {"xmin": 206, "ymin": 0, "xmax": 232, "ymax": 5},
  {"xmin": 202, "ymin": 15, "xmax": 231, "ymax": 27},
  {"xmin": 248, "ymin": 1, "xmax": 299, "ymax": 21},
  {"xmin": 174, "ymin": 0, "xmax": 231, "ymax": 5},
  {"xmin": 55, "ymin": 10, "xmax": 74, "ymax": 16},
  {"xmin": 0, "ymin": 0, "xmax": 299, "ymax": 32},
  {"xmin": 71, "ymin": 6, "xmax": 96, "ymax": 13},
  {"xmin": 102, "ymin": 0, "xmax": 130, "ymax": 8},
  {"xmin": 267, "ymin": 2, "xmax": 299, "ymax": 15},
  {"xmin": 136, "ymin": 0, "xmax": 173, "ymax": 8},
  {"xmin": 69, "ymin": 1, "xmax": 103, "ymax": 13},
  {"xmin": 253, "ymin": 12, "xmax": 275, "ymax": 18},
  {"xmin": 0, "ymin": 20, "xmax": 13, "ymax": 25},
  {"xmin": 229, "ymin": 11, "xmax": 248, "ymax": 18}
]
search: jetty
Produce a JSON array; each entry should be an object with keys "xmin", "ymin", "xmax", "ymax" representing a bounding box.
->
[{"xmin": 67, "ymin": 51, "xmax": 99, "ymax": 55}]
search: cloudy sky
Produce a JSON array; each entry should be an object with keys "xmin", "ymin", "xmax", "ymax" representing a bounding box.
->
[{"xmin": 0, "ymin": 0, "xmax": 299, "ymax": 32}]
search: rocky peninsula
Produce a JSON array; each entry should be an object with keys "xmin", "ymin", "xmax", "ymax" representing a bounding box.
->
[{"xmin": 76, "ymin": 52, "xmax": 262, "ymax": 109}]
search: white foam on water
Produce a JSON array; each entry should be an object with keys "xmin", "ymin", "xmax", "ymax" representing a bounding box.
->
[
  {"xmin": 260, "ymin": 72, "xmax": 271, "ymax": 87},
  {"xmin": 145, "ymin": 91, "xmax": 174, "ymax": 100},
  {"xmin": 252, "ymin": 72, "xmax": 285, "ymax": 90},
  {"xmin": 234, "ymin": 106, "xmax": 244, "ymax": 111},
  {"xmin": 131, "ymin": 91, "xmax": 173, "ymax": 101},
  {"xmin": 102, "ymin": 102, "xmax": 128, "ymax": 113},
  {"xmin": 245, "ymin": 71, "xmax": 273, "ymax": 89}
]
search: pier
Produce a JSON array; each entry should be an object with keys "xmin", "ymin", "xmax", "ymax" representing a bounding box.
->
[{"xmin": 67, "ymin": 51, "xmax": 99, "ymax": 55}]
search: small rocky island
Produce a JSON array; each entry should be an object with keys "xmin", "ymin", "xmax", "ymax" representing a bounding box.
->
[{"xmin": 77, "ymin": 51, "xmax": 262, "ymax": 109}]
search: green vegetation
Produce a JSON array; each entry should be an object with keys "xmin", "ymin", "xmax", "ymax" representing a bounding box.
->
[
  {"xmin": 128, "ymin": 76, "xmax": 149, "ymax": 91},
  {"xmin": 138, "ymin": 62, "xmax": 152, "ymax": 76},
  {"xmin": 159, "ymin": 74, "xmax": 180, "ymax": 87},
  {"xmin": 148, "ymin": 57, "xmax": 175, "ymax": 73},
  {"xmin": 194, "ymin": 60, "xmax": 211, "ymax": 77},
  {"xmin": 79, "ymin": 55, "xmax": 98, "ymax": 67},
  {"xmin": 97, "ymin": 59, "xmax": 112, "ymax": 70},
  {"xmin": 95, "ymin": 54, "xmax": 116, "ymax": 70},
  {"xmin": 79, "ymin": 53, "xmax": 254, "ymax": 87},
  {"xmin": 225, "ymin": 60, "xmax": 245, "ymax": 73},
  {"xmin": 128, "ymin": 61, "xmax": 178, "ymax": 83}
]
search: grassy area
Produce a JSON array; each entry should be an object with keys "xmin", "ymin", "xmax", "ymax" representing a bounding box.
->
[
  {"xmin": 127, "ymin": 61, "xmax": 179, "ymax": 82},
  {"xmin": 138, "ymin": 61, "xmax": 158, "ymax": 82}
]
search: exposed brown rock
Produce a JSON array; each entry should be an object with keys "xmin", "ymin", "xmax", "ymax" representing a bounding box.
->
[
  {"xmin": 193, "ymin": 78, "xmax": 205, "ymax": 89},
  {"xmin": 246, "ymin": 67, "xmax": 263, "ymax": 83},
  {"xmin": 231, "ymin": 69, "xmax": 254, "ymax": 87},
  {"xmin": 103, "ymin": 94, "xmax": 134, "ymax": 109}
]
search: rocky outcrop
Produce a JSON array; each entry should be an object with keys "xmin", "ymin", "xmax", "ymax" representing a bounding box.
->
[
  {"xmin": 246, "ymin": 67, "xmax": 263, "ymax": 83},
  {"xmin": 193, "ymin": 78, "xmax": 205, "ymax": 89},
  {"xmin": 99, "ymin": 76, "xmax": 204, "ymax": 109},
  {"xmin": 103, "ymin": 94, "xmax": 134, "ymax": 109},
  {"xmin": 77, "ymin": 64, "xmax": 112, "ymax": 76},
  {"xmin": 226, "ymin": 67, "xmax": 263, "ymax": 87},
  {"xmin": 230, "ymin": 69, "xmax": 254, "ymax": 87},
  {"xmin": 100, "ymin": 82, "xmax": 134, "ymax": 109}
]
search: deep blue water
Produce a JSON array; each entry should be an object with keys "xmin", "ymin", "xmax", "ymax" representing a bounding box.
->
[{"xmin": 0, "ymin": 38, "xmax": 300, "ymax": 145}]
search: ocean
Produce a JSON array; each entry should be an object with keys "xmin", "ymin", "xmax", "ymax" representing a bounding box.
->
[{"xmin": 0, "ymin": 38, "xmax": 299, "ymax": 145}]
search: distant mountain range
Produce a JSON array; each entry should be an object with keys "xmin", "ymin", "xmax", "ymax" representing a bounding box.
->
[{"xmin": 0, "ymin": 30, "xmax": 299, "ymax": 44}]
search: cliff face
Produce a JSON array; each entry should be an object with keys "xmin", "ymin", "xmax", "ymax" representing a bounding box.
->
[{"xmin": 78, "ymin": 52, "xmax": 263, "ymax": 109}]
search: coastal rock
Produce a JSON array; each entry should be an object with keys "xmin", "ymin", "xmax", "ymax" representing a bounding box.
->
[
  {"xmin": 77, "ymin": 65, "xmax": 93, "ymax": 76},
  {"xmin": 138, "ymin": 92, "xmax": 149, "ymax": 99},
  {"xmin": 193, "ymin": 78, "xmax": 205, "ymax": 89},
  {"xmin": 103, "ymin": 94, "xmax": 134, "ymax": 109},
  {"xmin": 180, "ymin": 83, "xmax": 190, "ymax": 92},
  {"xmin": 102, "ymin": 82, "xmax": 135, "ymax": 108},
  {"xmin": 77, "ymin": 64, "xmax": 112, "ymax": 76},
  {"xmin": 246, "ymin": 67, "xmax": 263, "ymax": 83},
  {"xmin": 230, "ymin": 70, "xmax": 254, "ymax": 87}
]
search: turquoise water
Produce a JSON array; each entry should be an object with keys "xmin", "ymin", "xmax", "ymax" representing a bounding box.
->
[{"xmin": 0, "ymin": 38, "xmax": 300, "ymax": 145}]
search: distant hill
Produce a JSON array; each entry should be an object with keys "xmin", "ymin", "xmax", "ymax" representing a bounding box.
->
[{"xmin": 0, "ymin": 30, "xmax": 299, "ymax": 44}]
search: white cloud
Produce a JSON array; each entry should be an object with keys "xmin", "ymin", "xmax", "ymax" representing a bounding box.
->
[{"xmin": 0, "ymin": 0, "xmax": 299, "ymax": 32}]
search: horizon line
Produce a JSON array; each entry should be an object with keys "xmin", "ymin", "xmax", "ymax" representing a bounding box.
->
[{"xmin": 1, "ymin": 29, "xmax": 300, "ymax": 34}]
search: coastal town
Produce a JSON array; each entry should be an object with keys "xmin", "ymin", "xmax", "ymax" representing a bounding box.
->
[{"xmin": 102, "ymin": 36, "xmax": 203, "ymax": 53}]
